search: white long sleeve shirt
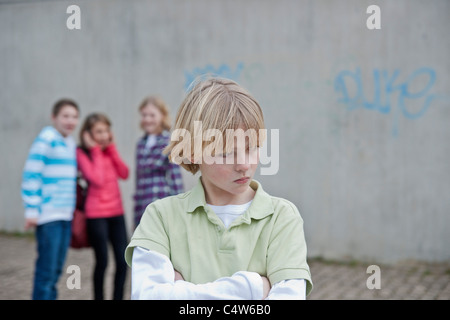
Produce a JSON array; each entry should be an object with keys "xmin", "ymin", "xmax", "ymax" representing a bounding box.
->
[
  {"xmin": 131, "ymin": 247, "xmax": 306, "ymax": 300},
  {"xmin": 130, "ymin": 201, "xmax": 306, "ymax": 300}
]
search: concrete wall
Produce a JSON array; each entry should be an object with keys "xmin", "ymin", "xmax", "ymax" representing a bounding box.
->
[{"xmin": 1, "ymin": 0, "xmax": 449, "ymax": 263}]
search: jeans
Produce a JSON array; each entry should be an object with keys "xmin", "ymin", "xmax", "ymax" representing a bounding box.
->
[
  {"xmin": 33, "ymin": 220, "xmax": 71, "ymax": 300},
  {"xmin": 86, "ymin": 215, "xmax": 128, "ymax": 300}
]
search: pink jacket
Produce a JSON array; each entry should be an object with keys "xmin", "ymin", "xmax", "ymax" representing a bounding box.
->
[{"xmin": 77, "ymin": 144, "xmax": 129, "ymax": 219}]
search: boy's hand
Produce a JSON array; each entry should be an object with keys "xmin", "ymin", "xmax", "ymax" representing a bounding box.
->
[
  {"xmin": 261, "ymin": 276, "xmax": 271, "ymax": 299},
  {"xmin": 24, "ymin": 217, "xmax": 38, "ymax": 230},
  {"xmin": 174, "ymin": 270, "xmax": 184, "ymax": 281},
  {"xmin": 172, "ymin": 269, "xmax": 271, "ymax": 298}
]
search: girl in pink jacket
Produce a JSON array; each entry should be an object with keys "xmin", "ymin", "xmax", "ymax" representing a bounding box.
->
[{"xmin": 77, "ymin": 113, "xmax": 129, "ymax": 300}]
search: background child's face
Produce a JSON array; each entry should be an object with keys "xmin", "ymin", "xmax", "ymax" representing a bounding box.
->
[
  {"xmin": 51, "ymin": 105, "xmax": 79, "ymax": 137},
  {"xmin": 140, "ymin": 103, "xmax": 163, "ymax": 135},
  {"xmin": 90, "ymin": 122, "xmax": 111, "ymax": 149}
]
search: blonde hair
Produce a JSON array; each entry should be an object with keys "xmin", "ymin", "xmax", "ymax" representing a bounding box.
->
[
  {"xmin": 139, "ymin": 95, "xmax": 171, "ymax": 132},
  {"xmin": 164, "ymin": 77, "xmax": 266, "ymax": 174}
]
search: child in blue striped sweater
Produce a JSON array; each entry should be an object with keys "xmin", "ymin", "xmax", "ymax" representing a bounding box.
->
[{"xmin": 21, "ymin": 99, "xmax": 80, "ymax": 300}]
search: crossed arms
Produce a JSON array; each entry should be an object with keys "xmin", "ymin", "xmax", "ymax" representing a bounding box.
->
[{"xmin": 130, "ymin": 247, "xmax": 306, "ymax": 300}]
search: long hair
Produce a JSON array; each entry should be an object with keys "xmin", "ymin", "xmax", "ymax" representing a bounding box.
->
[{"xmin": 163, "ymin": 77, "xmax": 265, "ymax": 174}]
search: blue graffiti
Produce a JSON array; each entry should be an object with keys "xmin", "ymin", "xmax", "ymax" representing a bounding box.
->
[
  {"xmin": 334, "ymin": 67, "xmax": 438, "ymax": 136},
  {"xmin": 184, "ymin": 62, "xmax": 244, "ymax": 89}
]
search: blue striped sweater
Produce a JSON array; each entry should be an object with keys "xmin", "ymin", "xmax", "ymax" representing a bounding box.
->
[{"xmin": 21, "ymin": 126, "xmax": 77, "ymax": 225}]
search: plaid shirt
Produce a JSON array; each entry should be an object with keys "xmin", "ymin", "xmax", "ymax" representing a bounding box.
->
[{"xmin": 134, "ymin": 130, "xmax": 184, "ymax": 226}]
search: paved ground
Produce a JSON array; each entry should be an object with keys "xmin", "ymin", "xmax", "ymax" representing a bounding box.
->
[{"xmin": 1, "ymin": 233, "xmax": 449, "ymax": 300}]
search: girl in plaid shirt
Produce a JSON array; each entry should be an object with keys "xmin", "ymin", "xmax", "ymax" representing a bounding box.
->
[{"xmin": 134, "ymin": 96, "xmax": 184, "ymax": 227}]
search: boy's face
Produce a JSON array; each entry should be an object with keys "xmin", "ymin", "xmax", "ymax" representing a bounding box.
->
[
  {"xmin": 199, "ymin": 136, "xmax": 259, "ymax": 200},
  {"xmin": 52, "ymin": 105, "xmax": 79, "ymax": 137}
]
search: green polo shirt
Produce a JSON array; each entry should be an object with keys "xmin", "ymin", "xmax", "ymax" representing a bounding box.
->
[{"xmin": 125, "ymin": 178, "xmax": 313, "ymax": 296}]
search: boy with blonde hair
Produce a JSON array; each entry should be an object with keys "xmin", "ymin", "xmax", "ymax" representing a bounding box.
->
[{"xmin": 125, "ymin": 77, "xmax": 312, "ymax": 299}]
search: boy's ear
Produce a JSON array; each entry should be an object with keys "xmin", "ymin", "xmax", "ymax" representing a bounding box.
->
[{"xmin": 190, "ymin": 155, "xmax": 201, "ymax": 164}]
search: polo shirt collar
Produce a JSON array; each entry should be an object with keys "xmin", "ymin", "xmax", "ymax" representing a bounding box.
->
[{"xmin": 187, "ymin": 177, "xmax": 274, "ymax": 221}]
